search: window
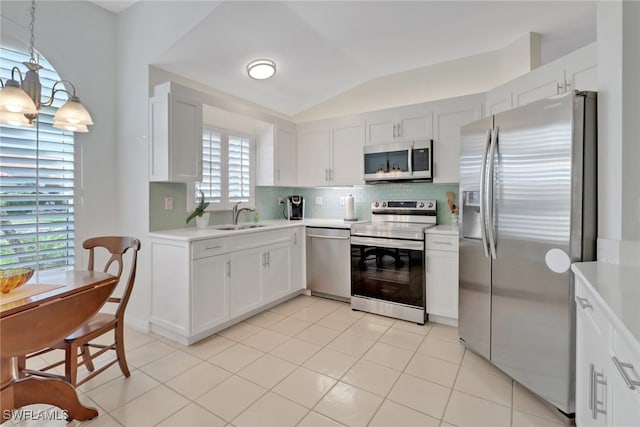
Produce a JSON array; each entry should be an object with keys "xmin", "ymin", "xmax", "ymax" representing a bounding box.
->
[
  {"xmin": 195, "ymin": 126, "xmax": 253, "ymax": 209},
  {"xmin": 0, "ymin": 47, "xmax": 75, "ymax": 270}
]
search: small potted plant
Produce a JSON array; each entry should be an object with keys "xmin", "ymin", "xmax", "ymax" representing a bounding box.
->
[{"xmin": 186, "ymin": 190, "xmax": 210, "ymax": 229}]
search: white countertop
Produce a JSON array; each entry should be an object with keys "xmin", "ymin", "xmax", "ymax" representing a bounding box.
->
[
  {"xmin": 149, "ymin": 218, "xmax": 362, "ymax": 241},
  {"xmin": 572, "ymin": 261, "xmax": 640, "ymax": 344},
  {"xmin": 426, "ymin": 225, "xmax": 460, "ymax": 235}
]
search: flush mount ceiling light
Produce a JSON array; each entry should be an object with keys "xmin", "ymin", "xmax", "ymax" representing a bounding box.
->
[
  {"xmin": 246, "ymin": 59, "xmax": 276, "ymax": 80},
  {"xmin": 0, "ymin": 0, "xmax": 94, "ymax": 132}
]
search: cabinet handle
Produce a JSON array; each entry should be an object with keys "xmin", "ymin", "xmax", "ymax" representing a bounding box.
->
[
  {"xmin": 591, "ymin": 363, "xmax": 607, "ymax": 419},
  {"xmin": 425, "ymin": 255, "xmax": 429, "ymax": 273},
  {"xmin": 432, "ymin": 240, "xmax": 453, "ymax": 245},
  {"xmin": 612, "ymin": 356, "xmax": 640, "ymax": 390},
  {"xmin": 267, "ymin": 252, "xmax": 270, "ymax": 267},
  {"xmin": 576, "ymin": 296, "xmax": 593, "ymax": 310},
  {"xmin": 397, "ymin": 122, "xmax": 401, "ymax": 138},
  {"xmin": 226, "ymin": 260, "xmax": 231, "ymax": 277},
  {"xmin": 325, "ymin": 168, "xmax": 329, "ymax": 181},
  {"xmin": 329, "ymin": 168, "xmax": 333, "ymax": 181},
  {"xmin": 392, "ymin": 123, "xmax": 396, "ymax": 138},
  {"xmin": 557, "ymin": 82, "xmax": 563, "ymax": 94},
  {"xmin": 565, "ymin": 80, "xmax": 571, "ymax": 91},
  {"xmin": 205, "ymin": 245, "xmax": 222, "ymax": 251},
  {"xmin": 262, "ymin": 253, "xmax": 267, "ymax": 267}
]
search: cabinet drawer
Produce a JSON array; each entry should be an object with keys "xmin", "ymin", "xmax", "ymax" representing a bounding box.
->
[
  {"xmin": 575, "ymin": 280, "xmax": 610, "ymax": 340},
  {"xmin": 192, "ymin": 238, "xmax": 227, "ymax": 260},
  {"xmin": 425, "ymin": 235, "xmax": 458, "ymax": 252}
]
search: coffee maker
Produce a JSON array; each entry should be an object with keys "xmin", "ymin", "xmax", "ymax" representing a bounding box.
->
[{"xmin": 286, "ymin": 195, "xmax": 305, "ymax": 220}]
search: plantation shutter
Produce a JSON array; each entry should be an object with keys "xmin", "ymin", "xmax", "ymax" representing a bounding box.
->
[
  {"xmin": 227, "ymin": 135, "xmax": 250, "ymax": 202},
  {"xmin": 0, "ymin": 47, "xmax": 75, "ymax": 270},
  {"xmin": 197, "ymin": 129, "xmax": 222, "ymax": 203}
]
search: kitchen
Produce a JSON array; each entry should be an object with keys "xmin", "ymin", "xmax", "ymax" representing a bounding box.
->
[{"xmin": 0, "ymin": 1, "xmax": 639, "ymax": 426}]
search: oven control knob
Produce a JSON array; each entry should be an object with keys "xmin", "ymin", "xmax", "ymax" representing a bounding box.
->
[
  {"xmin": 426, "ymin": 201, "xmax": 434, "ymax": 209},
  {"xmin": 374, "ymin": 201, "xmax": 379, "ymax": 208},
  {"xmin": 382, "ymin": 202, "xmax": 387, "ymax": 207},
  {"xmin": 418, "ymin": 202, "xmax": 424, "ymax": 208}
]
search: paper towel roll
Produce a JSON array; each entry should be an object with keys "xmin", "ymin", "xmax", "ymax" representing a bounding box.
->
[{"xmin": 345, "ymin": 194, "xmax": 355, "ymax": 220}]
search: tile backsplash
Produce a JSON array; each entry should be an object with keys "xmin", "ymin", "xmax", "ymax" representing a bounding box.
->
[{"xmin": 150, "ymin": 182, "xmax": 459, "ymax": 231}]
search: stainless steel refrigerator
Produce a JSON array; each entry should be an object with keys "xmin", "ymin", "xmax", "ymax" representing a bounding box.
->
[{"xmin": 458, "ymin": 91, "xmax": 597, "ymax": 414}]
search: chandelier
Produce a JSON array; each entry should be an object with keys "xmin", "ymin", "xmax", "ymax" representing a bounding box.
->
[{"xmin": 0, "ymin": 0, "xmax": 93, "ymax": 132}]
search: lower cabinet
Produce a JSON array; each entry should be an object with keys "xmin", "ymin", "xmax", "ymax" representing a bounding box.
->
[
  {"xmin": 575, "ymin": 275, "xmax": 640, "ymax": 427},
  {"xmin": 425, "ymin": 232, "xmax": 459, "ymax": 324},
  {"xmin": 151, "ymin": 226, "xmax": 304, "ymax": 344}
]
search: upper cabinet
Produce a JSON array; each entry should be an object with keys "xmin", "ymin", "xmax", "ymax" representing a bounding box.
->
[
  {"xmin": 364, "ymin": 104, "xmax": 432, "ymax": 145},
  {"xmin": 486, "ymin": 43, "xmax": 597, "ymax": 117},
  {"xmin": 297, "ymin": 117, "xmax": 365, "ymax": 186},
  {"xmin": 256, "ymin": 124, "xmax": 297, "ymax": 186},
  {"xmin": 149, "ymin": 82, "xmax": 203, "ymax": 182},
  {"xmin": 432, "ymin": 94, "xmax": 484, "ymax": 183}
]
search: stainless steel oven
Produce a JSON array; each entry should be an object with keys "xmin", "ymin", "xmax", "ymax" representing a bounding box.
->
[{"xmin": 350, "ymin": 200, "xmax": 436, "ymax": 324}]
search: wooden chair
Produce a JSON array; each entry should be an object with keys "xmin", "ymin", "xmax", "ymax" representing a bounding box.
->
[{"xmin": 18, "ymin": 236, "xmax": 141, "ymax": 387}]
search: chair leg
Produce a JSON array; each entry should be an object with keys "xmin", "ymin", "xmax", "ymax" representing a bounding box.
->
[
  {"xmin": 114, "ymin": 323, "xmax": 130, "ymax": 378},
  {"xmin": 65, "ymin": 343, "xmax": 78, "ymax": 387},
  {"xmin": 16, "ymin": 355, "xmax": 27, "ymax": 379},
  {"xmin": 81, "ymin": 345, "xmax": 95, "ymax": 372}
]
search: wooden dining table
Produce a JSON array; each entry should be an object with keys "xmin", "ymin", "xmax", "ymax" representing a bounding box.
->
[{"xmin": 0, "ymin": 270, "xmax": 118, "ymax": 422}]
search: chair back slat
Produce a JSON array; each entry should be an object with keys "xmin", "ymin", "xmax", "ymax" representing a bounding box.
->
[{"xmin": 83, "ymin": 236, "xmax": 141, "ymax": 320}]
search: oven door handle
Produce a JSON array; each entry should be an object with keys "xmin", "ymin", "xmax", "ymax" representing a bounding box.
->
[{"xmin": 350, "ymin": 236, "xmax": 424, "ymax": 251}]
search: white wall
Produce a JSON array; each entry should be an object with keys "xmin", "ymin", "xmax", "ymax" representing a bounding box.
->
[
  {"xmin": 116, "ymin": 1, "xmax": 224, "ymax": 329},
  {"xmin": 1, "ymin": 1, "xmax": 118, "ymax": 268},
  {"xmin": 596, "ymin": 1, "xmax": 640, "ymax": 265}
]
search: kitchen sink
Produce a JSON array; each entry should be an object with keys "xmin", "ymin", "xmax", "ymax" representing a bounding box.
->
[{"xmin": 215, "ymin": 224, "xmax": 266, "ymax": 231}]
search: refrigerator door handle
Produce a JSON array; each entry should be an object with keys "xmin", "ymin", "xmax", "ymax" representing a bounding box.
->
[
  {"xmin": 487, "ymin": 126, "xmax": 498, "ymax": 259},
  {"xmin": 479, "ymin": 128, "xmax": 492, "ymax": 258}
]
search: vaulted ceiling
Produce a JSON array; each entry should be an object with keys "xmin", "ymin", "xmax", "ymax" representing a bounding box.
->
[{"xmin": 92, "ymin": 1, "xmax": 597, "ymax": 117}]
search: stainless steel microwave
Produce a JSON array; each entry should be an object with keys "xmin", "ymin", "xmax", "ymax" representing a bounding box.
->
[{"xmin": 363, "ymin": 140, "xmax": 433, "ymax": 183}]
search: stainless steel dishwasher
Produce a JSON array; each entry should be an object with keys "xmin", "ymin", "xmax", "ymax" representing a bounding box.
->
[{"xmin": 306, "ymin": 227, "xmax": 351, "ymax": 301}]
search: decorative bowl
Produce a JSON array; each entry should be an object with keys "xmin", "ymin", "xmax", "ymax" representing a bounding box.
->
[{"xmin": 0, "ymin": 267, "xmax": 34, "ymax": 294}]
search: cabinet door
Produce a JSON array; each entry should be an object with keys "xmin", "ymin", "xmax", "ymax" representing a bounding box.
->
[
  {"xmin": 575, "ymin": 283, "xmax": 610, "ymax": 427},
  {"xmin": 192, "ymin": 254, "xmax": 229, "ymax": 335},
  {"xmin": 365, "ymin": 110, "xmax": 396, "ymax": 145},
  {"xmin": 262, "ymin": 242, "xmax": 291, "ymax": 303},
  {"xmin": 433, "ymin": 100, "xmax": 483, "ymax": 183},
  {"xmin": 149, "ymin": 88, "xmax": 203, "ymax": 183},
  {"xmin": 397, "ymin": 111, "xmax": 432, "ymax": 142},
  {"xmin": 563, "ymin": 44, "xmax": 597, "ymax": 92},
  {"xmin": 228, "ymin": 248, "xmax": 263, "ymax": 318},
  {"xmin": 511, "ymin": 66, "xmax": 563, "ymax": 109},
  {"xmin": 425, "ymin": 250, "xmax": 458, "ymax": 319},
  {"xmin": 485, "ymin": 85, "xmax": 513, "ymax": 117},
  {"xmin": 298, "ymin": 130, "xmax": 330, "ymax": 186},
  {"xmin": 275, "ymin": 127, "xmax": 297, "ymax": 186},
  {"xmin": 609, "ymin": 330, "xmax": 640, "ymax": 427},
  {"xmin": 331, "ymin": 123, "xmax": 364, "ymax": 185}
]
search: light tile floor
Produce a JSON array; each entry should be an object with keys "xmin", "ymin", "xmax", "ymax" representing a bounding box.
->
[{"xmin": 3, "ymin": 295, "xmax": 573, "ymax": 427}]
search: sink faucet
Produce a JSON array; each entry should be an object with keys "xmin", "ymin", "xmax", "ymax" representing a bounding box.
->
[{"xmin": 232, "ymin": 202, "xmax": 255, "ymax": 225}]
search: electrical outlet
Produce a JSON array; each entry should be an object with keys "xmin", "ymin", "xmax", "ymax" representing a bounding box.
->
[
  {"xmin": 278, "ymin": 196, "xmax": 284, "ymax": 205},
  {"xmin": 315, "ymin": 196, "xmax": 323, "ymax": 206},
  {"xmin": 339, "ymin": 196, "xmax": 345, "ymax": 205},
  {"xmin": 164, "ymin": 197, "xmax": 174, "ymax": 210}
]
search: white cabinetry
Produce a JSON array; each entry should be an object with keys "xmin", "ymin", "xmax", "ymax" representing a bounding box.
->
[
  {"xmin": 432, "ymin": 95, "xmax": 484, "ymax": 183},
  {"xmin": 149, "ymin": 81, "xmax": 203, "ymax": 182},
  {"xmin": 150, "ymin": 226, "xmax": 305, "ymax": 344},
  {"xmin": 297, "ymin": 118, "xmax": 364, "ymax": 186},
  {"xmin": 486, "ymin": 43, "xmax": 597, "ymax": 117},
  {"xmin": 574, "ymin": 267, "xmax": 640, "ymax": 427},
  {"xmin": 365, "ymin": 104, "xmax": 432, "ymax": 145},
  {"xmin": 425, "ymin": 230, "xmax": 459, "ymax": 325},
  {"xmin": 256, "ymin": 125, "xmax": 297, "ymax": 186}
]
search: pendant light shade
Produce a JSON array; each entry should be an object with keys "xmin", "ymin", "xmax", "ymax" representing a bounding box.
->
[
  {"xmin": 54, "ymin": 97, "xmax": 94, "ymax": 126},
  {"xmin": 0, "ymin": 110, "xmax": 34, "ymax": 127},
  {"xmin": 247, "ymin": 59, "xmax": 276, "ymax": 80},
  {"xmin": 0, "ymin": 80, "xmax": 38, "ymax": 114}
]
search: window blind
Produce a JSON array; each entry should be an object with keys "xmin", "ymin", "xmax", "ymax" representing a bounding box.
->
[{"xmin": 0, "ymin": 48, "xmax": 75, "ymax": 270}]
